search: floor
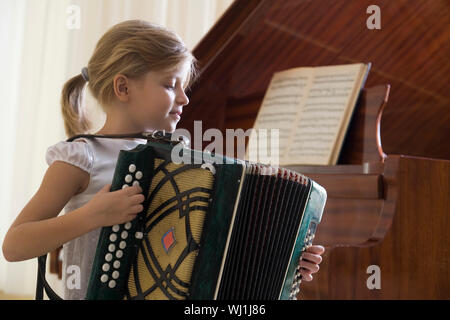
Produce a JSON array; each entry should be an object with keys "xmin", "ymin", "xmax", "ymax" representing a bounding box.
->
[{"xmin": 0, "ymin": 290, "xmax": 33, "ymax": 300}]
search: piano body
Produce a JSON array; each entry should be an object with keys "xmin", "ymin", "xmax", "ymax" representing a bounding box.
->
[{"xmin": 178, "ymin": 0, "xmax": 450, "ymax": 299}]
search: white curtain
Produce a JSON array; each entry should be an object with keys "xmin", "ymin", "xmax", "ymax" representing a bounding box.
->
[{"xmin": 0, "ymin": 0, "xmax": 233, "ymax": 298}]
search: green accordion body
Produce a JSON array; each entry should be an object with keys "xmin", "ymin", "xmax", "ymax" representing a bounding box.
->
[{"xmin": 86, "ymin": 140, "xmax": 326, "ymax": 300}]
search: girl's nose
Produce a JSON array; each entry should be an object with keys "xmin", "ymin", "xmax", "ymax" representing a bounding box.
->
[{"xmin": 176, "ymin": 89, "xmax": 189, "ymax": 106}]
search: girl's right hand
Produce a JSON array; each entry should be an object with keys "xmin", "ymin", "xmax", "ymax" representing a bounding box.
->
[{"xmin": 84, "ymin": 184, "xmax": 145, "ymax": 228}]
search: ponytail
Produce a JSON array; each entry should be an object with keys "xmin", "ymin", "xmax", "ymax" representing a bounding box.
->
[{"xmin": 60, "ymin": 73, "xmax": 92, "ymax": 138}]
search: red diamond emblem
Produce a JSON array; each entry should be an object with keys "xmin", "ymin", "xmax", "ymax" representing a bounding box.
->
[{"xmin": 162, "ymin": 227, "xmax": 176, "ymax": 253}]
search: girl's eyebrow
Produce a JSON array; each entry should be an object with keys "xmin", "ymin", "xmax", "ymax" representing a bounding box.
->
[
  {"xmin": 162, "ymin": 76, "xmax": 176, "ymax": 83},
  {"xmin": 162, "ymin": 73, "xmax": 188, "ymax": 86},
  {"xmin": 161, "ymin": 72, "xmax": 176, "ymax": 79},
  {"xmin": 161, "ymin": 73, "xmax": 182, "ymax": 82},
  {"xmin": 160, "ymin": 68, "xmax": 189, "ymax": 87}
]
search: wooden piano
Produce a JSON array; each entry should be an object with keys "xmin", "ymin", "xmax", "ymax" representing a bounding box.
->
[{"xmin": 178, "ymin": 0, "xmax": 450, "ymax": 299}]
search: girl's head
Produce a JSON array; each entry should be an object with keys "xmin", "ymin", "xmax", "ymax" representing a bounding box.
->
[{"xmin": 61, "ymin": 19, "xmax": 197, "ymax": 137}]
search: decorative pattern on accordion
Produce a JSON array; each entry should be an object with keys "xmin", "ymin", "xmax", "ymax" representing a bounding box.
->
[{"xmin": 126, "ymin": 159, "xmax": 214, "ymax": 300}]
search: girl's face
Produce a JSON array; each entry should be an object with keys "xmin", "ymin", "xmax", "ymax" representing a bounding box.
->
[{"xmin": 124, "ymin": 62, "xmax": 190, "ymax": 133}]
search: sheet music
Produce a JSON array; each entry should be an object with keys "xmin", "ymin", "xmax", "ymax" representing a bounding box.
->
[
  {"xmin": 284, "ymin": 65, "xmax": 362, "ymax": 165},
  {"xmin": 247, "ymin": 72, "xmax": 308, "ymax": 163},
  {"xmin": 248, "ymin": 63, "xmax": 365, "ymax": 166}
]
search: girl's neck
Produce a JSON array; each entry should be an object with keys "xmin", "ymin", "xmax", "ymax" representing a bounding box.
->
[
  {"xmin": 96, "ymin": 112, "xmax": 148, "ymax": 140},
  {"xmin": 94, "ymin": 120, "xmax": 147, "ymax": 140}
]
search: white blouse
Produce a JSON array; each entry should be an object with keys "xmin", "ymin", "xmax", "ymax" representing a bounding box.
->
[{"xmin": 45, "ymin": 136, "xmax": 147, "ymax": 300}]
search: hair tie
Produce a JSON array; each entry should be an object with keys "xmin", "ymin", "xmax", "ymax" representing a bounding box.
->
[{"xmin": 81, "ymin": 67, "xmax": 89, "ymax": 82}]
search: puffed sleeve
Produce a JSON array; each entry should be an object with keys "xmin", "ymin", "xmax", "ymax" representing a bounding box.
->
[{"xmin": 45, "ymin": 140, "xmax": 94, "ymax": 174}]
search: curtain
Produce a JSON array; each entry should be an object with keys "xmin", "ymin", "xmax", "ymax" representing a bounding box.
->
[{"xmin": 0, "ymin": 0, "xmax": 233, "ymax": 298}]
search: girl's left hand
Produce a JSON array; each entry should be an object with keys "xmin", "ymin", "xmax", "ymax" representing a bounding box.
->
[{"xmin": 298, "ymin": 245, "xmax": 325, "ymax": 281}]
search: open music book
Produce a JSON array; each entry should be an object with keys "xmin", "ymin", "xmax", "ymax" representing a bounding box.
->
[{"xmin": 246, "ymin": 63, "xmax": 371, "ymax": 166}]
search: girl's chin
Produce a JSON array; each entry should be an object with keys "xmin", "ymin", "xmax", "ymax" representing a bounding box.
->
[
  {"xmin": 158, "ymin": 122, "xmax": 178, "ymax": 134},
  {"xmin": 142, "ymin": 119, "xmax": 178, "ymax": 133}
]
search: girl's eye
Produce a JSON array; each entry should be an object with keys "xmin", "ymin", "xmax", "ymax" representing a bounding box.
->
[{"xmin": 165, "ymin": 83, "xmax": 176, "ymax": 90}]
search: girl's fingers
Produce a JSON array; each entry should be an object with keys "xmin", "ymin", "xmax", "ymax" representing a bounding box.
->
[
  {"xmin": 306, "ymin": 245, "xmax": 325, "ymax": 255},
  {"xmin": 130, "ymin": 193, "xmax": 145, "ymax": 204},
  {"xmin": 299, "ymin": 269, "xmax": 313, "ymax": 281},
  {"xmin": 119, "ymin": 185, "xmax": 142, "ymax": 195},
  {"xmin": 127, "ymin": 213, "xmax": 138, "ymax": 220},
  {"xmin": 130, "ymin": 204, "xmax": 144, "ymax": 214},
  {"xmin": 301, "ymin": 252, "xmax": 322, "ymax": 264},
  {"xmin": 299, "ymin": 260, "xmax": 320, "ymax": 273}
]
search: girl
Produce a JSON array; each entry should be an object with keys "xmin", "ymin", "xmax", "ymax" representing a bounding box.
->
[{"xmin": 2, "ymin": 19, "xmax": 324, "ymax": 299}]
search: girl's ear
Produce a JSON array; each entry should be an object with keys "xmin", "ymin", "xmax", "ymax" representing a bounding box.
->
[
  {"xmin": 119, "ymin": 84, "xmax": 128, "ymax": 94},
  {"xmin": 113, "ymin": 74, "xmax": 130, "ymax": 100}
]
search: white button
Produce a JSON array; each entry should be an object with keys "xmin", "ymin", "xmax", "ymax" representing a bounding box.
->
[
  {"xmin": 124, "ymin": 222, "xmax": 132, "ymax": 230},
  {"xmin": 122, "ymin": 184, "xmax": 129, "ymax": 189},
  {"xmin": 105, "ymin": 253, "xmax": 113, "ymax": 262},
  {"xmin": 135, "ymin": 171, "xmax": 143, "ymax": 179},
  {"xmin": 108, "ymin": 280, "xmax": 116, "ymax": 288},
  {"xmin": 121, "ymin": 231, "xmax": 128, "ymax": 239},
  {"xmin": 112, "ymin": 271, "xmax": 120, "ymax": 279},
  {"xmin": 129, "ymin": 164, "xmax": 136, "ymax": 173},
  {"xmin": 116, "ymin": 250, "xmax": 123, "ymax": 258},
  {"xmin": 135, "ymin": 232, "xmax": 143, "ymax": 239},
  {"xmin": 113, "ymin": 260, "xmax": 121, "ymax": 269},
  {"xmin": 125, "ymin": 174, "xmax": 133, "ymax": 183},
  {"xmin": 119, "ymin": 241, "xmax": 126, "ymax": 249},
  {"xmin": 102, "ymin": 263, "xmax": 110, "ymax": 272},
  {"xmin": 112, "ymin": 225, "xmax": 120, "ymax": 232},
  {"xmin": 133, "ymin": 180, "xmax": 140, "ymax": 187},
  {"xmin": 109, "ymin": 234, "xmax": 117, "ymax": 242},
  {"xmin": 108, "ymin": 244, "xmax": 116, "ymax": 252},
  {"xmin": 100, "ymin": 274, "xmax": 108, "ymax": 283}
]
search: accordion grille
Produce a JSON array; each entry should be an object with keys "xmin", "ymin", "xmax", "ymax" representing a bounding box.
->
[{"xmin": 127, "ymin": 159, "xmax": 214, "ymax": 299}]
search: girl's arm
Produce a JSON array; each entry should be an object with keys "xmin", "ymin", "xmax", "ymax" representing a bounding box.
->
[
  {"xmin": 2, "ymin": 161, "xmax": 93, "ymax": 262},
  {"xmin": 3, "ymin": 159, "xmax": 145, "ymax": 262}
]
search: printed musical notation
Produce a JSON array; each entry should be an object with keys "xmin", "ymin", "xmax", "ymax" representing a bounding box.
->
[
  {"xmin": 287, "ymin": 71, "xmax": 358, "ymax": 163},
  {"xmin": 247, "ymin": 63, "xmax": 369, "ymax": 165},
  {"xmin": 251, "ymin": 75, "xmax": 308, "ymax": 157}
]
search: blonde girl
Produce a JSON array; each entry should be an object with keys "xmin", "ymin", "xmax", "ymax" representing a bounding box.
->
[{"xmin": 3, "ymin": 20, "xmax": 323, "ymax": 300}]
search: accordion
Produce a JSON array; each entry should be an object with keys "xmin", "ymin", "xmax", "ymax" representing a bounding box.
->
[{"xmin": 85, "ymin": 132, "xmax": 327, "ymax": 300}]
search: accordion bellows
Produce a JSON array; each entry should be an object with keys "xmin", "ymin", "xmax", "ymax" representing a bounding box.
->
[{"xmin": 86, "ymin": 139, "xmax": 326, "ymax": 300}]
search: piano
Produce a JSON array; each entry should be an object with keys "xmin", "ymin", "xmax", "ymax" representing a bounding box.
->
[
  {"xmin": 47, "ymin": 0, "xmax": 449, "ymax": 299},
  {"xmin": 178, "ymin": 0, "xmax": 450, "ymax": 299}
]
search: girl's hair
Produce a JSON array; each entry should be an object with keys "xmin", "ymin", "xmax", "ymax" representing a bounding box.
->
[{"xmin": 61, "ymin": 19, "xmax": 198, "ymax": 138}]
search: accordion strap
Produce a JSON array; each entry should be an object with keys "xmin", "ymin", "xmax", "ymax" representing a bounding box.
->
[
  {"xmin": 66, "ymin": 130, "xmax": 178, "ymax": 144},
  {"xmin": 36, "ymin": 254, "xmax": 63, "ymax": 300}
]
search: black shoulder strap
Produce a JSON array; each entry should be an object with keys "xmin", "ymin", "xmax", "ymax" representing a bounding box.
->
[
  {"xmin": 66, "ymin": 130, "xmax": 190, "ymax": 148},
  {"xmin": 66, "ymin": 130, "xmax": 173, "ymax": 142},
  {"xmin": 36, "ymin": 254, "xmax": 63, "ymax": 300}
]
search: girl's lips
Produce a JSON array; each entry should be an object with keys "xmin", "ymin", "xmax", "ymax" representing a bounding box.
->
[{"xmin": 170, "ymin": 113, "xmax": 181, "ymax": 120}]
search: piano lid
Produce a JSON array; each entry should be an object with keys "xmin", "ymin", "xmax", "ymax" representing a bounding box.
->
[{"xmin": 179, "ymin": 0, "xmax": 450, "ymax": 162}]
